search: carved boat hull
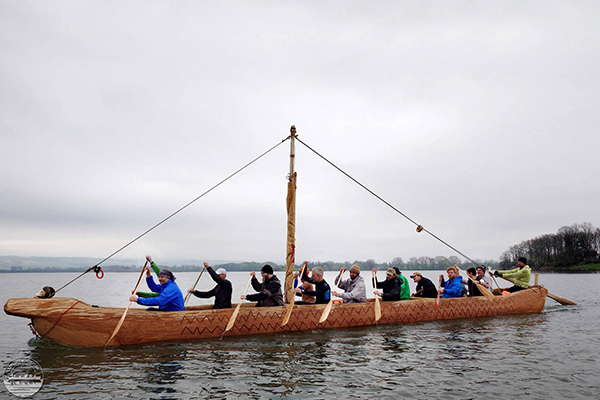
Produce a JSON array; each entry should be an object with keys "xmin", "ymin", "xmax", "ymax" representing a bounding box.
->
[{"xmin": 4, "ymin": 287, "xmax": 547, "ymax": 347}]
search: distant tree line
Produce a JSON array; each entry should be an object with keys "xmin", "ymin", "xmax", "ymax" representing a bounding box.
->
[
  {"xmin": 298, "ymin": 256, "xmax": 499, "ymax": 272},
  {"xmin": 499, "ymin": 222, "xmax": 600, "ymax": 269},
  {"xmin": 0, "ymin": 257, "xmax": 501, "ymax": 273}
]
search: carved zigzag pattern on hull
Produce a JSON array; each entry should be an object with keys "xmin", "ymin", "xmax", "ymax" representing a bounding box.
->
[
  {"xmin": 180, "ymin": 314, "xmax": 229, "ymax": 325},
  {"xmin": 178, "ymin": 290, "xmax": 544, "ymax": 338}
]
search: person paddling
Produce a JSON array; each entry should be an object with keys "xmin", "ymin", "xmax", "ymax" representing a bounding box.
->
[
  {"xmin": 136, "ymin": 255, "xmax": 161, "ymax": 299},
  {"xmin": 129, "ymin": 256, "xmax": 185, "ymax": 311},
  {"xmin": 241, "ymin": 264, "xmax": 284, "ymax": 307},
  {"xmin": 372, "ymin": 268, "xmax": 401, "ymax": 301},
  {"xmin": 439, "ymin": 265, "xmax": 463, "ymax": 298},
  {"xmin": 331, "ymin": 264, "xmax": 367, "ymax": 303},
  {"xmin": 410, "ymin": 272, "xmax": 438, "ymax": 298},
  {"xmin": 294, "ymin": 266, "xmax": 331, "ymax": 304},
  {"xmin": 189, "ymin": 262, "xmax": 232, "ymax": 309},
  {"xmin": 494, "ymin": 257, "xmax": 531, "ymax": 293}
]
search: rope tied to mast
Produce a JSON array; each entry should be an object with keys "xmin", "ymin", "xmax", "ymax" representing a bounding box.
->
[{"xmin": 295, "ymin": 137, "xmax": 483, "ymax": 267}]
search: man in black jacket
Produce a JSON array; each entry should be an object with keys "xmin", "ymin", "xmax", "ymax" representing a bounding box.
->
[
  {"xmin": 189, "ymin": 262, "xmax": 232, "ymax": 309},
  {"xmin": 242, "ymin": 264, "xmax": 284, "ymax": 307},
  {"xmin": 410, "ymin": 272, "xmax": 438, "ymax": 298},
  {"xmin": 372, "ymin": 268, "xmax": 401, "ymax": 301}
]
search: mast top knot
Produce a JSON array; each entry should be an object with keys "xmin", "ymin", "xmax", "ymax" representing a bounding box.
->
[{"xmin": 290, "ymin": 125, "xmax": 296, "ymax": 134}]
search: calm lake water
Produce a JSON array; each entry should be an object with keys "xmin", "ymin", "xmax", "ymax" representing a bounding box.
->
[{"xmin": 1, "ymin": 270, "xmax": 599, "ymax": 399}]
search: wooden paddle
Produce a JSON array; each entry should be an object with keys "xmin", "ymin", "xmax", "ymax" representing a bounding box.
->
[
  {"xmin": 223, "ymin": 275, "xmax": 253, "ymax": 333},
  {"xmin": 106, "ymin": 261, "xmax": 148, "ymax": 347},
  {"xmin": 372, "ymin": 270, "xmax": 382, "ymax": 322},
  {"xmin": 318, "ymin": 269, "xmax": 343, "ymax": 324},
  {"xmin": 487, "ymin": 266, "xmax": 500, "ymax": 289},
  {"xmin": 457, "ymin": 267, "xmax": 495, "ymax": 301},
  {"xmin": 496, "ymin": 274, "xmax": 577, "ymax": 306},
  {"xmin": 281, "ymin": 264, "xmax": 306, "ymax": 327},
  {"xmin": 184, "ymin": 264, "xmax": 207, "ymax": 305},
  {"xmin": 435, "ymin": 275, "xmax": 442, "ymax": 310}
]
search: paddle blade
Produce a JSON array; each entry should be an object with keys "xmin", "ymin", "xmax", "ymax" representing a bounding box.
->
[
  {"xmin": 281, "ymin": 296, "xmax": 295, "ymax": 327},
  {"xmin": 106, "ymin": 301, "xmax": 133, "ymax": 346},
  {"xmin": 223, "ymin": 275, "xmax": 253, "ymax": 333},
  {"xmin": 547, "ymin": 292, "xmax": 577, "ymax": 306},
  {"xmin": 224, "ymin": 303, "xmax": 242, "ymax": 332},
  {"xmin": 319, "ymin": 300, "xmax": 333, "ymax": 323},
  {"xmin": 435, "ymin": 294, "xmax": 441, "ymax": 311},
  {"xmin": 374, "ymin": 297, "xmax": 382, "ymax": 322},
  {"xmin": 476, "ymin": 282, "xmax": 495, "ymax": 301}
]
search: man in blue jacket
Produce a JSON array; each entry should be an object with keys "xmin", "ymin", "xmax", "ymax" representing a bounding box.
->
[
  {"xmin": 439, "ymin": 265, "xmax": 463, "ymax": 298},
  {"xmin": 129, "ymin": 259, "xmax": 185, "ymax": 311}
]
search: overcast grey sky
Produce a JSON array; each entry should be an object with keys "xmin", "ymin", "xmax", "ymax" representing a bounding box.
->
[{"xmin": 1, "ymin": 1, "xmax": 599, "ymax": 265}]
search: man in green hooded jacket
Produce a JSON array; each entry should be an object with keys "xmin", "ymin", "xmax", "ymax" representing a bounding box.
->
[{"xmin": 394, "ymin": 267, "xmax": 411, "ymax": 300}]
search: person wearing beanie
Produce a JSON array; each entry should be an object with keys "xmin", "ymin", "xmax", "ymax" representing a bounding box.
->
[
  {"xmin": 189, "ymin": 262, "xmax": 232, "ymax": 309},
  {"xmin": 372, "ymin": 268, "xmax": 401, "ymax": 301},
  {"xmin": 331, "ymin": 264, "xmax": 366, "ymax": 303},
  {"xmin": 410, "ymin": 272, "xmax": 438, "ymax": 298},
  {"xmin": 494, "ymin": 257, "xmax": 531, "ymax": 293},
  {"xmin": 129, "ymin": 255, "xmax": 185, "ymax": 311},
  {"xmin": 242, "ymin": 264, "xmax": 284, "ymax": 307}
]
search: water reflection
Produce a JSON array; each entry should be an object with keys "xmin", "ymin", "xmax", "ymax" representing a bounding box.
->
[{"xmin": 137, "ymin": 350, "xmax": 187, "ymax": 398}]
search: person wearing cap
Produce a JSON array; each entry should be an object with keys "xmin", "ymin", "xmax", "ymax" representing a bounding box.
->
[
  {"xmin": 331, "ymin": 264, "xmax": 366, "ymax": 303},
  {"xmin": 129, "ymin": 256, "xmax": 185, "ymax": 311},
  {"xmin": 476, "ymin": 265, "xmax": 490, "ymax": 289},
  {"xmin": 466, "ymin": 267, "xmax": 482, "ymax": 297},
  {"xmin": 242, "ymin": 264, "xmax": 284, "ymax": 307},
  {"xmin": 393, "ymin": 267, "xmax": 411, "ymax": 300},
  {"xmin": 439, "ymin": 265, "xmax": 463, "ymax": 298},
  {"xmin": 295, "ymin": 266, "xmax": 331, "ymax": 304},
  {"xmin": 494, "ymin": 257, "xmax": 531, "ymax": 293},
  {"xmin": 189, "ymin": 262, "xmax": 232, "ymax": 309},
  {"xmin": 372, "ymin": 268, "xmax": 401, "ymax": 301},
  {"xmin": 410, "ymin": 272, "xmax": 437, "ymax": 298}
]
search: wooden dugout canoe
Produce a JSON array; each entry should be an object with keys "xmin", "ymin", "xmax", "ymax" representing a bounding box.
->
[{"xmin": 4, "ymin": 286, "xmax": 547, "ymax": 347}]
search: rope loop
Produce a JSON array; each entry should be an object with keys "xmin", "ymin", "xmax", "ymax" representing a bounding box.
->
[{"xmin": 94, "ymin": 266, "xmax": 104, "ymax": 279}]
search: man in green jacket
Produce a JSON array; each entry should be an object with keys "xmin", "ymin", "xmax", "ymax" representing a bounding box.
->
[
  {"xmin": 393, "ymin": 267, "xmax": 411, "ymax": 300},
  {"xmin": 136, "ymin": 255, "xmax": 162, "ymax": 298},
  {"xmin": 495, "ymin": 257, "xmax": 531, "ymax": 293}
]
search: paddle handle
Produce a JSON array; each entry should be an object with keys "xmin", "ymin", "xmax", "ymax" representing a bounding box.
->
[{"xmin": 184, "ymin": 266, "xmax": 206, "ymax": 305}]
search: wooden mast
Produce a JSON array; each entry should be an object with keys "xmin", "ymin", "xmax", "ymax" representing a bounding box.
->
[{"xmin": 284, "ymin": 125, "xmax": 297, "ymax": 303}]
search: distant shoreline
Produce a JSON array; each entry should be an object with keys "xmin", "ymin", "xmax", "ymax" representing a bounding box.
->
[{"xmin": 1, "ymin": 265, "xmax": 599, "ymax": 273}]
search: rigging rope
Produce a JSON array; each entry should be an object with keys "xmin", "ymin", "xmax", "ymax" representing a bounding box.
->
[
  {"xmin": 55, "ymin": 136, "xmax": 290, "ymax": 294},
  {"xmin": 295, "ymin": 137, "xmax": 483, "ymax": 267}
]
